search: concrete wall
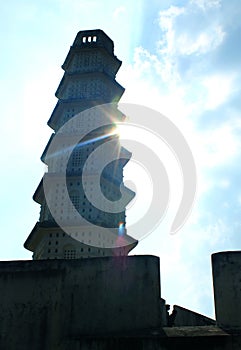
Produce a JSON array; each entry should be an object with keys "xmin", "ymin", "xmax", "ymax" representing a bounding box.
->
[
  {"xmin": 1, "ymin": 252, "xmax": 241, "ymax": 350},
  {"xmin": 172, "ymin": 305, "xmax": 216, "ymax": 327},
  {"xmin": 47, "ymin": 327, "xmax": 241, "ymax": 350},
  {"xmin": 212, "ymin": 251, "xmax": 241, "ymax": 329},
  {"xmin": 0, "ymin": 255, "xmax": 161, "ymax": 350}
]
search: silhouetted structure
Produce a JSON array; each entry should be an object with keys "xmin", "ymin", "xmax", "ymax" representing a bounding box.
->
[
  {"xmin": 24, "ymin": 30, "xmax": 137, "ymax": 259},
  {"xmin": 0, "ymin": 30, "xmax": 240, "ymax": 350}
]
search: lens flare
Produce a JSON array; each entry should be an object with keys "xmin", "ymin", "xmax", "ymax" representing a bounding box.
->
[{"xmin": 118, "ymin": 222, "xmax": 125, "ymax": 236}]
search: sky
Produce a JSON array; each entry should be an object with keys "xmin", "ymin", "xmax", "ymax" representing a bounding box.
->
[{"xmin": 1, "ymin": 0, "xmax": 241, "ymax": 319}]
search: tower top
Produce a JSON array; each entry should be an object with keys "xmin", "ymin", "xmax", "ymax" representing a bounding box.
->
[
  {"xmin": 62, "ymin": 29, "xmax": 118, "ymax": 72},
  {"xmin": 72, "ymin": 29, "xmax": 114, "ymax": 54}
]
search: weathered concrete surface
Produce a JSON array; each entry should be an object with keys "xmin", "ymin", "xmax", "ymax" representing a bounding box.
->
[
  {"xmin": 172, "ymin": 305, "xmax": 216, "ymax": 327},
  {"xmin": 212, "ymin": 251, "xmax": 241, "ymax": 329},
  {"xmin": 1, "ymin": 252, "xmax": 241, "ymax": 349},
  {"xmin": 0, "ymin": 255, "xmax": 161, "ymax": 350},
  {"xmin": 57, "ymin": 326, "xmax": 241, "ymax": 350}
]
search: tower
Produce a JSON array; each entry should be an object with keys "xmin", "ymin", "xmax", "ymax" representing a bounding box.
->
[{"xmin": 24, "ymin": 29, "xmax": 137, "ymax": 259}]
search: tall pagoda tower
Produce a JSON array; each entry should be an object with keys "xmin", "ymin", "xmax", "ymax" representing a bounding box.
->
[{"xmin": 24, "ymin": 29, "xmax": 137, "ymax": 259}]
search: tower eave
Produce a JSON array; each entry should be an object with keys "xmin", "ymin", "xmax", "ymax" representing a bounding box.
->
[
  {"xmin": 62, "ymin": 45, "xmax": 122, "ymax": 74},
  {"xmin": 24, "ymin": 221, "xmax": 138, "ymax": 255},
  {"xmin": 55, "ymin": 71, "xmax": 125, "ymax": 101},
  {"xmin": 41, "ymin": 133, "xmax": 54, "ymax": 164},
  {"xmin": 33, "ymin": 178, "xmax": 44, "ymax": 204},
  {"xmin": 47, "ymin": 100, "xmax": 126, "ymax": 131},
  {"xmin": 24, "ymin": 222, "xmax": 47, "ymax": 252}
]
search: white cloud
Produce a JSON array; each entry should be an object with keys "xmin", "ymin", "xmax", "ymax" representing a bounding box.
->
[
  {"xmin": 157, "ymin": 1, "xmax": 226, "ymax": 87},
  {"xmin": 195, "ymin": 122, "xmax": 240, "ymax": 169},
  {"xmin": 159, "ymin": 5, "xmax": 185, "ymax": 33},
  {"xmin": 177, "ymin": 24, "xmax": 225, "ymax": 56},
  {"xmin": 113, "ymin": 6, "xmax": 126, "ymax": 18},
  {"xmin": 201, "ymin": 74, "xmax": 235, "ymax": 110},
  {"xmin": 120, "ymin": 3, "xmax": 241, "ymax": 269},
  {"xmin": 158, "ymin": 5, "xmax": 185, "ymax": 67},
  {"xmin": 218, "ymin": 179, "xmax": 230, "ymax": 189},
  {"xmin": 191, "ymin": 0, "xmax": 221, "ymax": 11},
  {"xmin": 117, "ymin": 4, "xmax": 241, "ymax": 262},
  {"xmin": 159, "ymin": 4, "xmax": 214, "ymax": 57}
]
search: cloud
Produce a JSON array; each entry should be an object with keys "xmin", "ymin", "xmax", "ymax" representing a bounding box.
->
[
  {"xmin": 113, "ymin": 6, "xmax": 126, "ymax": 18},
  {"xmin": 201, "ymin": 74, "xmax": 235, "ymax": 110},
  {"xmin": 176, "ymin": 24, "xmax": 225, "ymax": 56},
  {"xmin": 155, "ymin": 1, "xmax": 227, "ymax": 88},
  {"xmin": 119, "ymin": 1, "xmax": 241, "ymax": 316},
  {"xmin": 190, "ymin": 0, "xmax": 221, "ymax": 11},
  {"xmin": 156, "ymin": 4, "xmax": 223, "ymax": 60}
]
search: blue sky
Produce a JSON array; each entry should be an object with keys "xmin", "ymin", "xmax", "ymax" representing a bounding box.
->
[{"xmin": 1, "ymin": 0, "xmax": 241, "ymax": 318}]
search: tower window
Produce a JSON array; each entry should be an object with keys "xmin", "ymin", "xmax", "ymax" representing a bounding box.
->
[
  {"xmin": 82, "ymin": 37, "xmax": 86, "ymax": 43},
  {"xmin": 69, "ymin": 190, "xmax": 80, "ymax": 210},
  {"xmin": 64, "ymin": 247, "xmax": 76, "ymax": 259},
  {"xmin": 93, "ymin": 36, "xmax": 97, "ymax": 42}
]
